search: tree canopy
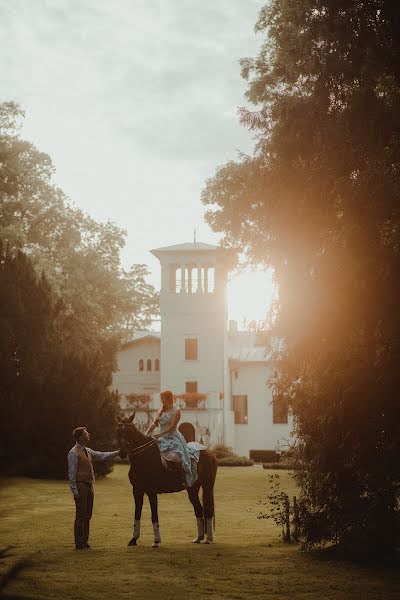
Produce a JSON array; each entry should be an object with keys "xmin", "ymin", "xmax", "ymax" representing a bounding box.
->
[
  {"xmin": 202, "ymin": 0, "xmax": 400, "ymax": 556},
  {"xmin": 0, "ymin": 101, "xmax": 158, "ymax": 476}
]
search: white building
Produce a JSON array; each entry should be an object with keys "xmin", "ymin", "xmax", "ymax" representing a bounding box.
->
[{"xmin": 112, "ymin": 241, "xmax": 292, "ymax": 457}]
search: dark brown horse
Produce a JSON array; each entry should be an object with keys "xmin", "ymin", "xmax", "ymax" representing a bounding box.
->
[{"xmin": 117, "ymin": 413, "xmax": 217, "ymax": 547}]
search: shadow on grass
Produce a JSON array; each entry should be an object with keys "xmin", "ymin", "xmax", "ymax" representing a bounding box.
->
[
  {"xmin": 0, "ymin": 547, "xmax": 31, "ymax": 600},
  {"xmin": 304, "ymin": 544, "xmax": 400, "ymax": 575}
]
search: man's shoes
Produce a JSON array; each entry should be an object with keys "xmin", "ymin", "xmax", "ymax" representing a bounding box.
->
[
  {"xmin": 75, "ymin": 545, "xmax": 87, "ymax": 550},
  {"xmin": 84, "ymin": 543, "xmax": 91, "ymax": 548}
]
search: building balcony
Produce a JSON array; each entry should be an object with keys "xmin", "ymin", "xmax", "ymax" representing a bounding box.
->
[{"xmin": 175, "ymin": 392, "xmax": 207, "ymax": 410}]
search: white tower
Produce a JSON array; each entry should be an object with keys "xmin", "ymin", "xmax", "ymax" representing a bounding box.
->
[{"xmin": 151, "ymin": 241, "xmax": 232, "ymax": 444}]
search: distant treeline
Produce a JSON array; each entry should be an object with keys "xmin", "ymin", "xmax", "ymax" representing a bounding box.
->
[{"xmin": 0, "ymin": 102, "xmax": 159, "ymax": 477}]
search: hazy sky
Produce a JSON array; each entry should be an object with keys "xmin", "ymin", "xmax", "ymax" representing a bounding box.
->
[{"xmin": 1, "ymin": 0, "xmax": 274, "ymax": 322}]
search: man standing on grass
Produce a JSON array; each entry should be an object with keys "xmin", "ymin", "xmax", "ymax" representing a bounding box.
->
[{"xmin": 67, "ymin": 427, "xmax": 119, "ymax": 550}]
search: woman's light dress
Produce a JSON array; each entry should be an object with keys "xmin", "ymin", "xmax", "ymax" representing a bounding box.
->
[{"xmin": 156, "ymin": 405, "xmax": 205, "ymax": 487}]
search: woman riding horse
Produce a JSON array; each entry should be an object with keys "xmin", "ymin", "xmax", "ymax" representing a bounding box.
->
[
  {"xmin": 145, "ymin": 390, "xmax": 203, "ymax": 487},
  {"xmin": 117, "ymin": 391, "xmax": 217, "ymax": 547}
]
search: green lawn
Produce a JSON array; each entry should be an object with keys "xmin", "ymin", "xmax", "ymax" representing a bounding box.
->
[{"xmin": 1, "ymin": 465, "xmax": 399, "ymax": 600}]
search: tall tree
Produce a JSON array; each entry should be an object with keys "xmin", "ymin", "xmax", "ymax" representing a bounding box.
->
[
  {"xmin": 0, "ymin": 102, "xmax": 159, "ymax": 476},
  {"xmin": 0, "ymin": 102, "xmax": 159, "ymax": 354},
  {"xmin": 202, "ymin": 1, "xmax": 400, "ymax": 556}
]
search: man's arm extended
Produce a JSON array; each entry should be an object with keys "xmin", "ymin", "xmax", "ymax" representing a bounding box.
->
[
  {"xmin": 88, "ymin": 449, "xmax": 120, "ymax": 462},
  {"xmin": 67, "ymin": 451, "xmax": 79, "ymax": 497}
]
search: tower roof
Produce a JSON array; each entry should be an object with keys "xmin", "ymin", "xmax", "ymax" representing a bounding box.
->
[{"xmin": 151, "ymin": 241, "xmax": 220, "ymax": 258}]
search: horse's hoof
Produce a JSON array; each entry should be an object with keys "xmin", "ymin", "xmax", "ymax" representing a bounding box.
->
[
  {"xmin": 192, "ymin": 537, "xmax": 204, "ymax": 544},
  {"xmin": 152, "ymin": 542, "xmax": 160, "ymax": 548},
  {"xmin": 128, "ymin": 538, "xmax": 137, "ymax": 546},
  {"xmin": 205, "ymin": 538, "xmax": 213, "ymax": 544}
]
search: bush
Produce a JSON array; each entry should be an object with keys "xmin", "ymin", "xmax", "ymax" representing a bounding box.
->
[
  {"xmin": 250, "ymin": 450, "xmax": 279, "ymax": 463},
  {"xmin": 217, "ymin": 456, "xmax": 254, "ymax": 467},
  {"xmin": 210, "ymin": 444, "xmax": 235, "ymax": 459},
  {"xmin": 93, "ymin": 459, "xmax": 114, "ymax": 478}
]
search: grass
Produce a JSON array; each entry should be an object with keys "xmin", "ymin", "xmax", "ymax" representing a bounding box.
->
[{"xmin": 1, "ymin": 465, "xmax": 399, "ymax": 600}]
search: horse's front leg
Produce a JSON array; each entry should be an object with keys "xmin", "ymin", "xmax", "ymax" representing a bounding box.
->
[
  {"xmin": 128, "ymin": 489, "xmax": 144, "ymax": 546},
  {"xmin": 148, "ymin": 493, "xmax": 161, "ymax": 548}
]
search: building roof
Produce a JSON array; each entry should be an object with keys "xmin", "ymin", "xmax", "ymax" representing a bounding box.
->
[
  {"xmin": 120, "ymin": 330, "xmax": 277, "ymax": 363},
  {"xmin": 229, "ymin": 347, "xmax": 271, "ymax": 363},
  {"xmin": 122, "ymin": 331, "xmax": 160, "ymax": 348},
  {"xmin": 151, "ymin": 241, "xmax": 220, "ymax": 257}
]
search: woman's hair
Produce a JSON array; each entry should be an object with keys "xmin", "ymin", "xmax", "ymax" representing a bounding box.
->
[{"xmin": 160, "ymin": 390, "xmax": 174, "ymax": 403}]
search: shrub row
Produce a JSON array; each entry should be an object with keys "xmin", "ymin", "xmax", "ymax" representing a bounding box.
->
[
  {"xmin": 250, "ymin": 449, "xmax": 280, "ymax": 462},
  {"xmin": 262, "ymin": 462, "xmax": 290, "ymax": 470},
  {"xmin": 217, "ymin": 456, "xmax": 254, "ymax": 467}
]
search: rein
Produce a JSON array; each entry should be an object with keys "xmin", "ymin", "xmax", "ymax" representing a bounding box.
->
[{"xmin": 126, "ymin": 437, "xmax": 157, "ymax": 458}]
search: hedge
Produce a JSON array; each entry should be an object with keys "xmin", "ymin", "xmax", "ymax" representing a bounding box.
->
[
  {"xmin": 262, "ymin": 462, "xmax": 290, "ymax": 470},
  {"xmin": 217, "ymin": 456, "xmax": 254, "ymax": 467},
  {"xmin": 250, "ymin": 449, "xmax": 280, "ymax": 463}
]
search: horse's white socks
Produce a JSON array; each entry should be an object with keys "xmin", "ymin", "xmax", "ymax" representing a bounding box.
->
[
  {"xmin": 152, "ymin": 521, "xmax": 161, "ymax": 547},
  {"xmin": 205, "ymin": 518, "xmax": 213, "ymax": 543},
  {"xmin": 192, "ymin": 517, "xmax": 205, "ymax": 543},
  {"xmin": 133, "ymin": 519, "xmax": 141, "ymax": 540}
]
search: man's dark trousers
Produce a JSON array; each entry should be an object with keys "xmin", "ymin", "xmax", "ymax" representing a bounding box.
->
[{"xmin": 74, "ymin": 482, "xmax": 94, "ymax": 547}]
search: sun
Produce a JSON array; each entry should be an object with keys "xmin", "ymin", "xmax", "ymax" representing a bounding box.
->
[{"xmin": 227, "ymin": 267, "xmax": 277, "ymax": 327}]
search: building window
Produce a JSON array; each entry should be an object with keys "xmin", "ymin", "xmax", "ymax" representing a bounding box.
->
[
  {"xmin": 232, "ymin": 395, "xmax": 248, "ymax": 424},
  {"xmin": 139, "ymin": 359, "xmax": 144, "ymax": 371},
  {"xmin": 185, "ymin": 338, "xmax": 198, "ymax": 360},
  {"xmin": 273, "ymin": 394, "xmax": 289, "ymax": 424},
  {"xmin": 185, "ymin": 381, "xmax": 198, "ymax": 393},
  {"xmin": 155, "ymin": 358, "xmax": 160, "ymax": 371},
  {"xmin": 147, "ymin": 359, "xmax": 152, "ymax": 371}
]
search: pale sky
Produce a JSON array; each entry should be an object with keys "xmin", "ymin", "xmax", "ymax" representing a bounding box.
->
[{"xmin": 1, "ymin": 0, "xmax": 275, "ymax": 323}]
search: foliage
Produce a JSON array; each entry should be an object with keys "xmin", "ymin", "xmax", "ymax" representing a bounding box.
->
[
  {"xmin": 210, "ymin": 444, "xmax": 253, "ymax": 466},
  {"xmin": 202, "ymin": 1, "xmax": 400, "ymax": 557},
  {"xmin": 217, "ymin": 456, "xmax": 254, "ymax": 467},
  {"xmin": 250, "ymin": 449, "xmax": 280, "ymax": 463},
  {"xmin": 0, "ymin": 102, "xmax": 159, "ymax": 351},
  {"xmin": 262, "ymin": 462, "xmax": 289, "ymax": 470},
  {"xmin": 256, "ymin": 474, "xmax": 299, "ymax": 542},
  {"xmin": 0, "ymin": 243, "xmax": 120, "ymax": 477},
  {"xmin": 210, "ymin": 444, "xmax": 235, "ymax": 459},
  {"xmin": 256, "ymin": 474, "xmax": 289, "ymax": 540},
  {"xmin": 0, "ymin": 101, "xmax": 159, "ymax": 477}
]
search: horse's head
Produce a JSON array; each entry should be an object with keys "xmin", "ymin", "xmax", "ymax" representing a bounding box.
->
[{"xmin": 116, "ymin": 412, "xmax": 143, "ymax": 454}]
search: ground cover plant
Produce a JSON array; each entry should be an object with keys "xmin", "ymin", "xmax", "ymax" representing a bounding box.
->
[{"xmin": 1, "ymin": 465, "xmax": 399, "ymax": 600}]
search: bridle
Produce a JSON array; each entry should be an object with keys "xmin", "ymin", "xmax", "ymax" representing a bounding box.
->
[{"xmin": 122, "ymin": 436, "xmax": 157, "ymax": 458}]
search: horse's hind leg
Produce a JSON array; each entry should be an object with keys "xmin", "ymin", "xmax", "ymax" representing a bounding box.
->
[
  {"xmin": 148, "ymin": 494, "xmax": 161, "ymax": 548},
  {"xmin": 187, "ymin": 483, "xmax": 205, "ymax": 543},
  {"xmin": 128, "ymin": 489, "xmax": 144, "ymax": 546},
  {"xmin": 203, "ymin": 484, "xmax": 215, "ymax": 544}
]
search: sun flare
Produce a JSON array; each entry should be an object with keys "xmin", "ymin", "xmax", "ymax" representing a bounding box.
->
[{"xmin": 227, "ymin": 267, "xmax": 277, "ymax": 327}]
